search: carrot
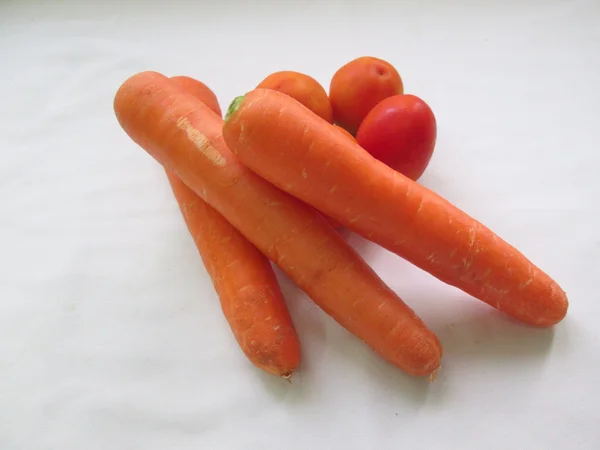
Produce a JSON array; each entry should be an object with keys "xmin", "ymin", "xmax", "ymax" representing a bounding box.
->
[
  {"xmin": 165, "ymin": 76, "xmax": 300, "ymax": 378},
  {"xmin": 227, "ymin": 94, "xmax": 342, "ymax": 230},
  {"xmin": 114, "ymin": 71, "xmax": 442, "ymax": 377},
  {"xmin": 222, "ymin": 89, "xmax": 569, "ymax": 327},
  {"xmin": 334, "ymin": 125, "xmax": 356, "ymax": 141},
  {"xmin": 170, "ymin": 76, "xmax": 222, "ymax": 117}
]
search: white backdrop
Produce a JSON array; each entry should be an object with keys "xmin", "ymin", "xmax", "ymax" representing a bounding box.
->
[{"xmin": 1, "ymin": 1, "xmax": 599, "ymax": 449}]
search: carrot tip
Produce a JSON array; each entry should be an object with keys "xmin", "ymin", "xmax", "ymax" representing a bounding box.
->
[
  {"xmin": 282, "ymin": 372, "xmax": 293, "ymax": 383},
  {"xmin": 428, "ymin": 367, "xmax": 440, "ymax": 383},
  {"xmin": 225, "ymin": 95, "xmax": 245, "ymax": 121}
]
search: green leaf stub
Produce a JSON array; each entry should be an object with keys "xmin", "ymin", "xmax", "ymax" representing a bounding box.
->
[{"xmin": 225, "ymin": 95, "xmax": 245, "ymax": 121}]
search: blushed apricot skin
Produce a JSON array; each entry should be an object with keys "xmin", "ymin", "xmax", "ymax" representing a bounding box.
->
[
  {"xmin": 329, "ymin": 56, "xmax": 403, "ymax": 135},
  {"xmin": 257, "ymin": 71, "xmax": 333, "ymax": 123}
]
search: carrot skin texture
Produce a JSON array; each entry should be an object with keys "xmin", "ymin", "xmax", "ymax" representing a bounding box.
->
[
  {"xmin": 166, "ymin": 76, "xmax": 300, "ymax": 377},
  {"xmin": 255, "ymin": 71, "xmax": 338, "ymax": 226},
  {"xmin": 170, "ymin": 76, "xmax": 222, "ymax": 117},
  {"xmin": 114, "ymin": 71, "xmax": 442, "ymax": 377},
  {"xmin": 222, "ymin": 89, "xmax": 568, "ymax": 327},
  {"xmin": 166, "ymin": 171, "xmax": 301, "ymax": 377}
]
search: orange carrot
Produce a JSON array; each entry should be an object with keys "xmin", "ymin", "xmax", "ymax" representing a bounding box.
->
[
  {"xmin": 334, "ymin": 125, "xmax": 356, "ymax": 141},
  {"xmin": 165, "ymin": 76, "xmax": 300, "ymax": 378},
  {"xmin": 227, "ymin": 92, "xmax": 341, "ymax": 230},
  {"xmin": 222, "ymin": 89, "xmax": 569, "ymax": 327},
  {"xmin": 170, "ymin": 76, "xmax": 222, "ymax": 117},
  {"xmin": 114, "ymin": 71, "xmax": 442, "ymax": 377}
]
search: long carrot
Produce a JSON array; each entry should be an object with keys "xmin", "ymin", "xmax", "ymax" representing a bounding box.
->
[
  {"xmin": 165, "ymin": 76, "xmax": 300, "ymax": 378},
  {"xmin": 222, "ymin": 89, "xmax": 568, "ymax": 327},
  {"xmin": 114, "ymin": 71, "xmax": 442, "ymax": 377},
  {"xmin": 170, "ymin": 76, "xmax": 222, "ymax": 116}
]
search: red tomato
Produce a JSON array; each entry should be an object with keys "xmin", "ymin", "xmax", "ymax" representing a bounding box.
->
[{"xmin": 356, "ymin": 94, "xmax": 436, "ymax": 181}]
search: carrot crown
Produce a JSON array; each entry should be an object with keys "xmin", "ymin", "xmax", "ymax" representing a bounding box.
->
[{"xmin": 225, "ymin": 95, "xmax": 245, "ymax": 121}]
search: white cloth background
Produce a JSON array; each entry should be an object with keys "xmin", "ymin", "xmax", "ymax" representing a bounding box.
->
[{"xmin": 1, "ymin": 1, "xmax": 599, "ymax": 449}]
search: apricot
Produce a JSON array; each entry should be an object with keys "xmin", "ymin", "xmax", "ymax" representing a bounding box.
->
[
  {"xmin": 257, "ymin": 71, "xmax": 333, "ymax": 123},
  {"xmin": 329, "ymin": 56, "xmax": 403, "ymax": 135}
]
